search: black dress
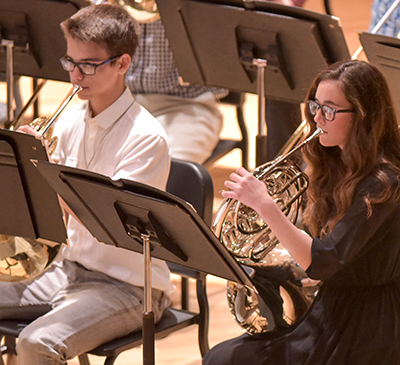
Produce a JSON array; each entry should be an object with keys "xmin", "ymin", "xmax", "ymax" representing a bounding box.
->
[{"xmin": 203, "ymin": 173, "xmax": 400, "ymax": 365}]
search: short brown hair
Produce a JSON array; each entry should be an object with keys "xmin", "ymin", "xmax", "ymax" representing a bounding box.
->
[{"xmin": 60, "ymin": 4, "xmax": 140, "ymax": 58}]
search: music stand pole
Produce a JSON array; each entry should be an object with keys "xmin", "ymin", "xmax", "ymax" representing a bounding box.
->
[
  {"xmin": 142, "ymin": 233, "xmax": 155, "ymax": 365},
  {"xmin": 254, "ymin": 58, "xmax": 268, "ymax": 166},
  {"xmin": 1, "ymin": 39, "xmax": 14, "ymax": 127}
]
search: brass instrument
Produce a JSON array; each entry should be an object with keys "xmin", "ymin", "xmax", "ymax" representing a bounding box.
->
[
  {"xmin": 0, "ymin": 85, "xmax": 81, "ymax": 281},
  {"xmin": 213, "ymin": 127, "xmax": 323, "ymax": 334},
  {"xmin": 30, "ymin": 84, "xmax": 81, "ymax": 154},
  {"xmin": 87, "ymin": 0, "xmax": 160, "ymax": 23}
]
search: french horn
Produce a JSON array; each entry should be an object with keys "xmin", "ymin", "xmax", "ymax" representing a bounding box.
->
[
  {"xmin": 0, "ymin": 85, "xmax": 81, "ymax": 281},
  {"xmin": 213, "ymin": 127, "xmax": 323, "ymax": 334},
  {"xmin": 29, "ymin": 84, "xmax": 81, "ymax": 154}
]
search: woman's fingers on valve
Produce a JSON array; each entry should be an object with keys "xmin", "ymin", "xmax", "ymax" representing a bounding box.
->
[
  {"xmin": 226, "ymin": 167, "xmax": 251, "ymax": 184},
  {"xmin": 222, "ymin": 168, "xmax": 253, "ymax": 199},
  {"xmin": 235, "ymin": 166, "xmax": 251, "ymax": 177}
]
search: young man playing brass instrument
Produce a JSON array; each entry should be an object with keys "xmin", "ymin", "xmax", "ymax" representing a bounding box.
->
[{"xmin": 3, "ymin": 4, "xmax": 174, "ymax": 364}]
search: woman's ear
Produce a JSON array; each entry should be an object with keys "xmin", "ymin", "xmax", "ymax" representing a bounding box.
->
[{"xmin": 118, "ymin": 53, "xmax": 132, "ymax": 74}]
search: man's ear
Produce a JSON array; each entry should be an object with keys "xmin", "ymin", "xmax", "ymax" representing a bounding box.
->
[{"xmin": 118, "ymin": 54, "xmax": 132, "ymax": 74}]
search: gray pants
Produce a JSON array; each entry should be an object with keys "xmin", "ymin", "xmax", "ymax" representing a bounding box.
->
[{"xmin": 0, "ymin": 259, "xmax": 169, "ymax": 364}]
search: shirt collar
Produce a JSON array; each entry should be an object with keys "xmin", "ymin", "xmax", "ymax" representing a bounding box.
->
[{"xmin": 84, "ymin": 87, "xmax": 135, "ymax": 130}]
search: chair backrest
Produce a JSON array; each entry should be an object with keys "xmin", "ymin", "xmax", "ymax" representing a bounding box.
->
[
  {"xmin": 166, "ymin": 158, "xmax": 214, "ymax": 313},
  {"xmin": 167, "ymin": 158, "xmax": 214, "ymax": 226}
]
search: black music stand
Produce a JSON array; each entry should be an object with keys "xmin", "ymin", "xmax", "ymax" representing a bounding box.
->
[
  {"xmin": 0, "ymin": 0, "xmax": 88, "ymax": 82},
  {"xmin": 0, "ymin": 0, "xmax": 88, "ymax": 125},
  {"xmin": 0, "ymin": 129, "xmax": 66, "ymax": 280},
  {"xmin": 33, "ymin": 160, "xmax": 253, "ymax": 365},
  {"xmin": 156, "ymin": 0, "xmax": 350, "ymax": 164},
  {"xmin": 359, "ymin": 32, "xmax": 400, "ymax": 122},
  {"xmin": 0, "ymin": 129, "xmax": 66, "ymax": 242}
]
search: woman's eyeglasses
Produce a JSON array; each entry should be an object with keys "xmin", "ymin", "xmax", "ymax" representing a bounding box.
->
[
  {"xmin": 308, "ymin": 100, "xmax": 353, "ymax": 121},
  {"xmin": 60, "ymin": 55, "xmax": 122, "ymax": 76}
]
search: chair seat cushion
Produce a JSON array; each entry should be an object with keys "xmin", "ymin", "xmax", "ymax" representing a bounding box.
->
[
  {"xmin": 88, "ymin": 307, "xmax": 199, "ymax": 357},
  {"xmin": 0, "ymin": 308, "xmax": 199, "ymax": 358},
  {"xmin": 0, "ymin": 321, "xmax": 29, "ymax": 337}
]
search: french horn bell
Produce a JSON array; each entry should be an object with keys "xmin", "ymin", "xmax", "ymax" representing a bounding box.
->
[
  {"xmin": 213, "ymin": 127, "xmax": 323, "ymax": 334},
  {"xmin": 0, "ymin": 85, "xmax": 81, "ymax": 281}
]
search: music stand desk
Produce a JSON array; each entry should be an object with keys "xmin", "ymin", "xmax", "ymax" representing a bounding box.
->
[
  {"xmin": 359, "ymin": 31, "xmax": 400, "ymax": 122},
  {"xmin": 0, "ymin": 0, "xmax": 88, "ymax": 82},
  {"xmin": 157, "ymin": 0, "xmax": 350, "ymax": 103},
  {"xmin": 0, "ymin": 129, "xmax": 66, "ymax": 242},
  {"xmin": 34, "ymin": 160, "xmax": 253, "ymax": 365}
]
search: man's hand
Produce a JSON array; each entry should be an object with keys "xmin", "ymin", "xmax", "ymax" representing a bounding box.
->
[{"xmin": 17, "ymin": 124, "xmax": 54, "ymax": 161}]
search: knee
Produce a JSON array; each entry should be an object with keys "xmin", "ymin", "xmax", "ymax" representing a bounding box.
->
[{"xmin": 17, "ymin": 327, "xmax": 64, "ymax": 365}]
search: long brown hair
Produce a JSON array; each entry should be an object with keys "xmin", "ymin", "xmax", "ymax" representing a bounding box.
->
[{"xmin": 302, "ymin": 60, "xmax": 400, "ymax": 237}]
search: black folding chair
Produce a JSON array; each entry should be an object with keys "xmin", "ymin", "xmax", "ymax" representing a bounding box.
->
[{"xmin": 0, "ymin": 158, "xmax": 214, "ymax": 365}]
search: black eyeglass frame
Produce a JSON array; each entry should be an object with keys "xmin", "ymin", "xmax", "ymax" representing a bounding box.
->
[
  {"xmin": 307, "ymin": 99, "xmax": 354, "ymax": 121},
  {"xmin": 59, "ymin": 55, "xmax": 122, "ymax": 76}
]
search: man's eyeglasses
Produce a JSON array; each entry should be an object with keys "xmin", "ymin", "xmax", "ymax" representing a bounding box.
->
[
  {"xmin": 308, "ymin": 100, "xmax": 354, "ymax": 121},
  {"xmin": 60, "ymin": 55, "xmax": 122, "ymax": 76}
]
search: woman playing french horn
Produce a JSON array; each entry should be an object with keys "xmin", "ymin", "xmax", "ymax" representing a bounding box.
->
[{"xmin": 203, "ymin": 60, "xmax": 400, "ymax": 364}]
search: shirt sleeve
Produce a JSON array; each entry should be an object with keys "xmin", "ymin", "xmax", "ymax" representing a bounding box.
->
[
  {"xmin": 112, "ymin": 133, "xmax": 171, "ymax": 190},
  {"xmin": 306, "ymin": 175, "xmax": 399, "ymax": 281}
]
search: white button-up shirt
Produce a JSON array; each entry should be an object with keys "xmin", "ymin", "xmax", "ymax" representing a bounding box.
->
[{"xmin": 54, "ymin": 88, "xmax": 174, "ymax": 294}]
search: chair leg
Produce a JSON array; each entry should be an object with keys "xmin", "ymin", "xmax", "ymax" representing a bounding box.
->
[
  {"xmin": 181, "ymin": 277, "xmax": 189, "ymax": 310},
  {"xmin": 0, "ymin": 344, "xmax": 5, "ymax": 365},
  {"xmin": 4, "ymin": 354, "xmax": 17, "ymax": 365},
  {"xmin": 196, "ymin": 275, "xmax": 210, "ymax": 357},
  {"xmin": 78, "ymin": 353, "xmax": 91, "ymax": 365},
  {"xmin": 103, "ymin": 356, "xmax": 118, "ymax": 365},
  {"xmin": 0, "ymin": 354, "xmax": 13, "ymax": 365},
  {"xmin": 0, "ymin": 337, "xmax": 17, "ymax": 365}
]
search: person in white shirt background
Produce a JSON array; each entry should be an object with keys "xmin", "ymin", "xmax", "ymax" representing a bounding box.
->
[{"xmin": 4, "ymin": 4, "xmax": 174, "ymax": 364}]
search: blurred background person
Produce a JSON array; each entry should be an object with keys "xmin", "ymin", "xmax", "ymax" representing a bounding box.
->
[
  {"xmin": 125, "ymin": 0, "xmax": 307, "ymax": 164},
  {"xmin": 369, "ymin": 0, "xmax": 400, "ymax": 36}
]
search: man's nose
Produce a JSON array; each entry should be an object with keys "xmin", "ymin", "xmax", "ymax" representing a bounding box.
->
[{"xmin": 70, "ymin": 66, "xmax": 84, "ymax": 81}]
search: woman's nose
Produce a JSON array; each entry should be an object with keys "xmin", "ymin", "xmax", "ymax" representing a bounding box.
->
[{"xmin": 314, "ymin": 108, "xmax": 325, "ymax": 124}]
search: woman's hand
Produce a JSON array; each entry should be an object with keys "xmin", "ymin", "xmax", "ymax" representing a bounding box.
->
[
  {"xmin": 221, "ymin": 167, "xmax": 273, "ymax": 212},
  {"xmin": 221, "ymin": 166, "xmax": 313, "ymax": 269}
]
